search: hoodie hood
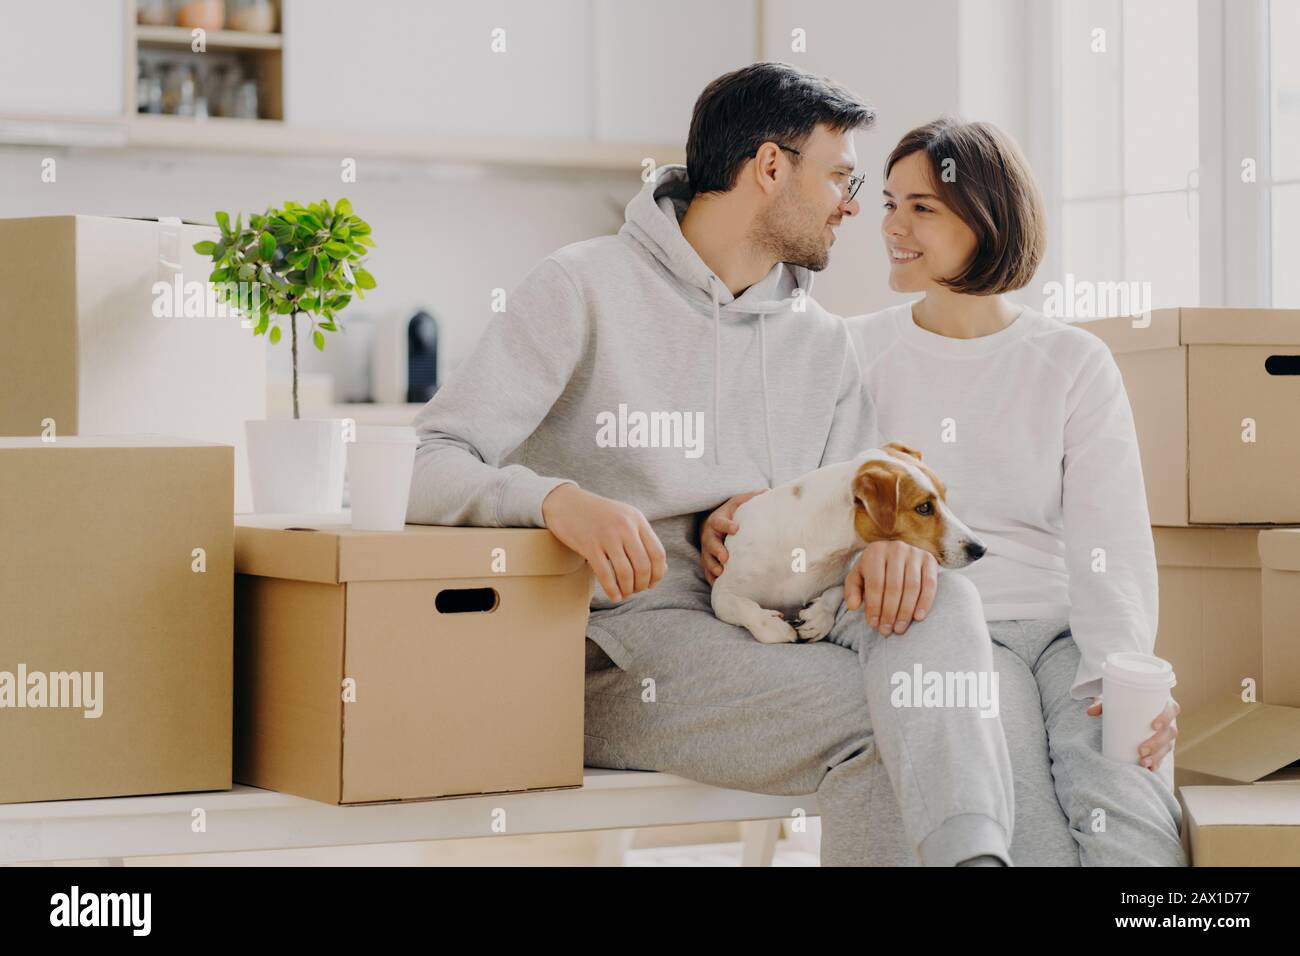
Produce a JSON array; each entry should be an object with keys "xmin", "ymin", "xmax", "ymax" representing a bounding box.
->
[{"xmin": 618, "ymin": 164, "xmax": 815, "ymax": 484}]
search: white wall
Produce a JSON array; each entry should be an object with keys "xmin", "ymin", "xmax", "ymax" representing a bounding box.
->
[
  {"xmin": 593, "ymin": 0, "xmax": 756, "ymax": 143},
  {"xmin": 760, "ymin": 0, "xmax": 963, "ymax": 318}
]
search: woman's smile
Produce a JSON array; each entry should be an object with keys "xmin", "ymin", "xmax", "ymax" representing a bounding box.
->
[{"xmin": 889, "ymin": 247, "xmax": 923, "ymax": 263}]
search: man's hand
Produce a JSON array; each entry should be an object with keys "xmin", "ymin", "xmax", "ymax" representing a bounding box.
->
[
  {"xmin": 1087, "ymin": 695, "xmax": 1180, "ymax": 771},
  {"xmin": 844, "ymin": 540, "xmax": 939, "ymax": 636},
  {"xmin": 700, "ymin": 489, "xmax": 768, "ymax": 584},
  {"xmin": 542, "ymin": 484, "xmax": 667, "ymax": 602}
]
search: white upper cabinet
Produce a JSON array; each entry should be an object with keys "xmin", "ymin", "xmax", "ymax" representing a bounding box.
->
[
  {"xmin": 283, "ymin": 0, "xmax": 592, "ymax": 139},
  {"xmin": 592, "ymin": 0, "xmax": 756, "ymax": 144},
  {"xmin": 0, "ymin": 0, "xmax": 124, "ymax": 117}
]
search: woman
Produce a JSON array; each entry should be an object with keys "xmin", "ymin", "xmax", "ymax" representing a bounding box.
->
[{"xmin": 703, "ymin": 118, "xmax": 1186, "ymax": 866}]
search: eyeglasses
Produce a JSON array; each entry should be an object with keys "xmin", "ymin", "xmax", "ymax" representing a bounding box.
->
[{"xmin": 777, "ymin": 144, "xmax": 865, "ymax": 203}]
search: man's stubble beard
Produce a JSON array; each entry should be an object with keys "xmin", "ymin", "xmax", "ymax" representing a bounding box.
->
[{"xmin": 751, "ymin": 188, "xmax": 831, "ymax": 272}]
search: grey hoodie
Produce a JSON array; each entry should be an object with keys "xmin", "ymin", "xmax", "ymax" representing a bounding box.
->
[{"xmin": 407, "ymin": 165, "xmax": 880, "ymax": 643}]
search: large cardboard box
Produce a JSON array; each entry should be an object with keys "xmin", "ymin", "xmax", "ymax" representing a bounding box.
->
[
  {"xmin": 233, "ymin": 515, "xmax": 592, "ymax": 805},
  {"xmin": 0, "ymin": 215, "xmax": 266, "ymax": 512},
  {"xmin": 1082, "ymin": 308, "xmax": 1300, "ymax": 525},
  {"xmin": 1259, "ymin": 528, "xmax": 1300, "ymax": 707},
  {"xmin": 1153, "ymin": 527, "xmax": 1263, "ymax": 713},
  {"xmin": 0, "ymin": 436, "xmax": 233, "ymax": 804}
]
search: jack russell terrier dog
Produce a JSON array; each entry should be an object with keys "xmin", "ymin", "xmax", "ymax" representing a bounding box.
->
[{"xmin": 711, "ymin": 441, "xmax": 987, "ymax": 644}]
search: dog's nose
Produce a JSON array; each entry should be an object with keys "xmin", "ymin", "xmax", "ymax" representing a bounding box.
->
[{"xmin": 964, "ymin": 540, "xmax": 987, "ymax": 561}]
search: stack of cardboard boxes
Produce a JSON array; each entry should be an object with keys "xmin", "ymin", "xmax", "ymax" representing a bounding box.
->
[
  {"xmin": 1085, "ymin": 308, "xmax": 1300, "ymax": 865},
  {"xmin": 0, "ymin": 215, "xmax": 261, "ymax": 804},
  {"xmin": 0, "ymin": 216, "xmax": 591, "ymax": 815}
]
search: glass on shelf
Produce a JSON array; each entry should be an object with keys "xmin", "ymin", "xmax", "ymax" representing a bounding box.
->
[
  {"xmin": 137, "ymin": 64, "xmax": 164, "ymax": 114},
  {"xmin": 232, "ymin": 79, "xmax": 259, "ymax": 120},
  {"xmin": 211, "ymin": 65, "xmax": 244, "ymax": 118},
  {"xmin": 191, "ymin": 60, "xmax": 214, "ymax": 119},
  {"xmin": 162, "ymin": 63, "xmax": 197, "ymax": 116}
]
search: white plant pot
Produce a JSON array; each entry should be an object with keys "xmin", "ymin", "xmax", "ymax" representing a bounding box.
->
[{"xmin": 245, "ymin": 418, "xmax": 347, "ymax": 514}]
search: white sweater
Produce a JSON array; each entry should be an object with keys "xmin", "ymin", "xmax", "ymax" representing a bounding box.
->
[{"xmin": 846, "ymin": 301, "xmax": 1158, "ymax": 700}]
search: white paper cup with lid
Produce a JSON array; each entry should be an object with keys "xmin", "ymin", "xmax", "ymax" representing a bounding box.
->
[
  {"xmin": 348, "ymin": 425, "xmax": 419, "ymax": 532},
  {"xmin": 1101, "ymin": 651, "xmax": 1176, "ymax": 765}
]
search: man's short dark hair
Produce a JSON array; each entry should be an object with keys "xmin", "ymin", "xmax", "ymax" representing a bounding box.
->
[{"xmin": 687, "ymin": 62, "xmax": 876, "ymax": 195}]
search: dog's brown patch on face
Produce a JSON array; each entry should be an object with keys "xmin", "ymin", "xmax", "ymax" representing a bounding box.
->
[
  {"xmin": 851, "ymin": 457, "xmax": 948, "ymax": 559},
  {"xmin": 792, "ymin": 484, "xmax": 802, "ymax": 498}
]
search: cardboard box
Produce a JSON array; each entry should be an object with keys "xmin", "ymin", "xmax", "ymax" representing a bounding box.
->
[
  {"xmin": 1082, "ymin": 308, "xmax": 1300, "ymax": 524},
  {"xmin": 1259, "ymin": 529, "xmax": 1300, "ymax": 707},
  {"xmin": 233, "ymin": 515, "xmax": 592, "ymax": 805},
  {"xmin": 1181, "ymin": 780, "xmax": 1300, "ymax": 866},
  {"xmin": 1175, "ymin": 697, "xmax": 1300, "ymax": 864},
  {"xmin": 1154, "ymin": 527, "xmax": 1263, "ymax": 713},
  {"xmin": 0, "ymin": 215, "xmax": 266, "ymax": 512},
  {"xmin": 0, "ymin": 436, "xmax": 233, "ymax": 804}
]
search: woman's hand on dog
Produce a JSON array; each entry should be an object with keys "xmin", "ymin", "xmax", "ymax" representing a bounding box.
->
[
  {"xmin": 700, "ymin": 489, "xmax": 769, "ymax": 584},
  {"xmin": 844, "ymin": 541, "xmax": 939, "ymax": 636},
  {"xmin": 1087, "ymin": 695, "xmax": 1180, "ymax": 771},
  {"xmin": 543, "ymin": 484, "xmax": 667, "ymax": 602}
]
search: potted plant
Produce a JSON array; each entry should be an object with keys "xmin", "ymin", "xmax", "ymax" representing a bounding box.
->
[{"xmin": 195, "ymin": 197, "xmax": 376, "ymax": 513}]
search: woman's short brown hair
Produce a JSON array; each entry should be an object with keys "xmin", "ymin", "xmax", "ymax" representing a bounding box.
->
[{"xmin": 885, "ymin": 117, "xmax": 1046, "ymax": 296}]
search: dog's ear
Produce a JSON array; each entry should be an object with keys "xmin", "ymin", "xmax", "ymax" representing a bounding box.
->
[
  {"xmin": 853, "ymin": 462, "xmax": 900, "ymax": 534},
  {"xmin": 883, "ymin": 440, "xmax": 923, "ymax": 462}
]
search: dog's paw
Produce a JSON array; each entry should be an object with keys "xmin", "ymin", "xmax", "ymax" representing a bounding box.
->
[
  {"xmin": 750, "ymin": 608, "xmax": 798, "ymax": 644},
  {"xmin": 794, "ymin": 601, "xmax": 835, "ymax": 642}
]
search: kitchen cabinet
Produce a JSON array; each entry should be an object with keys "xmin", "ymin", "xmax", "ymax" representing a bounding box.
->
[
  {"xmin": 0, "ymin": 0, "xmax": 691, "ymax": 169},
  {"xmin": 282, "ymin": 0, "xmax": 592, "ymax": 139},
  {"xmin": 0, "ymin": 0, "xmax": 125, "ymax": 118}
]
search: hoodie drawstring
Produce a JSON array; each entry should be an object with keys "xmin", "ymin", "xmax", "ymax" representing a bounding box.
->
[
  {"xmin": 708, "ymin": 275, "xmax": 776, "ymax": 487},
  {"xmin": 711, "ymin": 278, "xmax": 721, "ymax": 468},
  {"xmin": 758, "ymin": 313, "xmax": 776, "ymax": 486}
]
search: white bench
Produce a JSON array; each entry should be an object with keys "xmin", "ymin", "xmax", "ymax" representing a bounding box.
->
[{"xmin": 0, "ymin": 770, "xmax": 821, "ymax": 867}]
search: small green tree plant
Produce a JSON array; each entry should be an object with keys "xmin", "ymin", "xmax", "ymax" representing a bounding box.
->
[{"xmin": 193, "ymin": 198, "xmax": 376, "ymax": 418}]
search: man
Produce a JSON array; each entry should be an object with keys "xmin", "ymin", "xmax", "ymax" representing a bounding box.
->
[{"xmin": 406, "ymin": 62, "xmax": 1014, "ymax": 866}]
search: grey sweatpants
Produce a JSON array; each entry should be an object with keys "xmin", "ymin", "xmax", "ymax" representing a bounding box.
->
[
  {"xmin": 861, "ymin": 618, "xmax": 1186, "ymax": 866},
  {"xmin": 583, "ymin": 571, "xmax": 1016, "ymax": 866}
]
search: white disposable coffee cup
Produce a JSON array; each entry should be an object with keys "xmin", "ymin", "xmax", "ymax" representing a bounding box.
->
[
  {"xmin": 1101, "ymin": 651, "xmax": 1176, "ymax": 765},
  {"xmin": 348, "ymin": 425, "xmax": 419, "ymax": 532}
]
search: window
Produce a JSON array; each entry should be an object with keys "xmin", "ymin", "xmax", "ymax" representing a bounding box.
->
[
  {"xmin": 1056, "ymin": 0, "xmax": 1199, "ymax": 315},
  {"xmin": 1041, "ymin": 0, "xmax": 1299, "ymax": 312}
]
